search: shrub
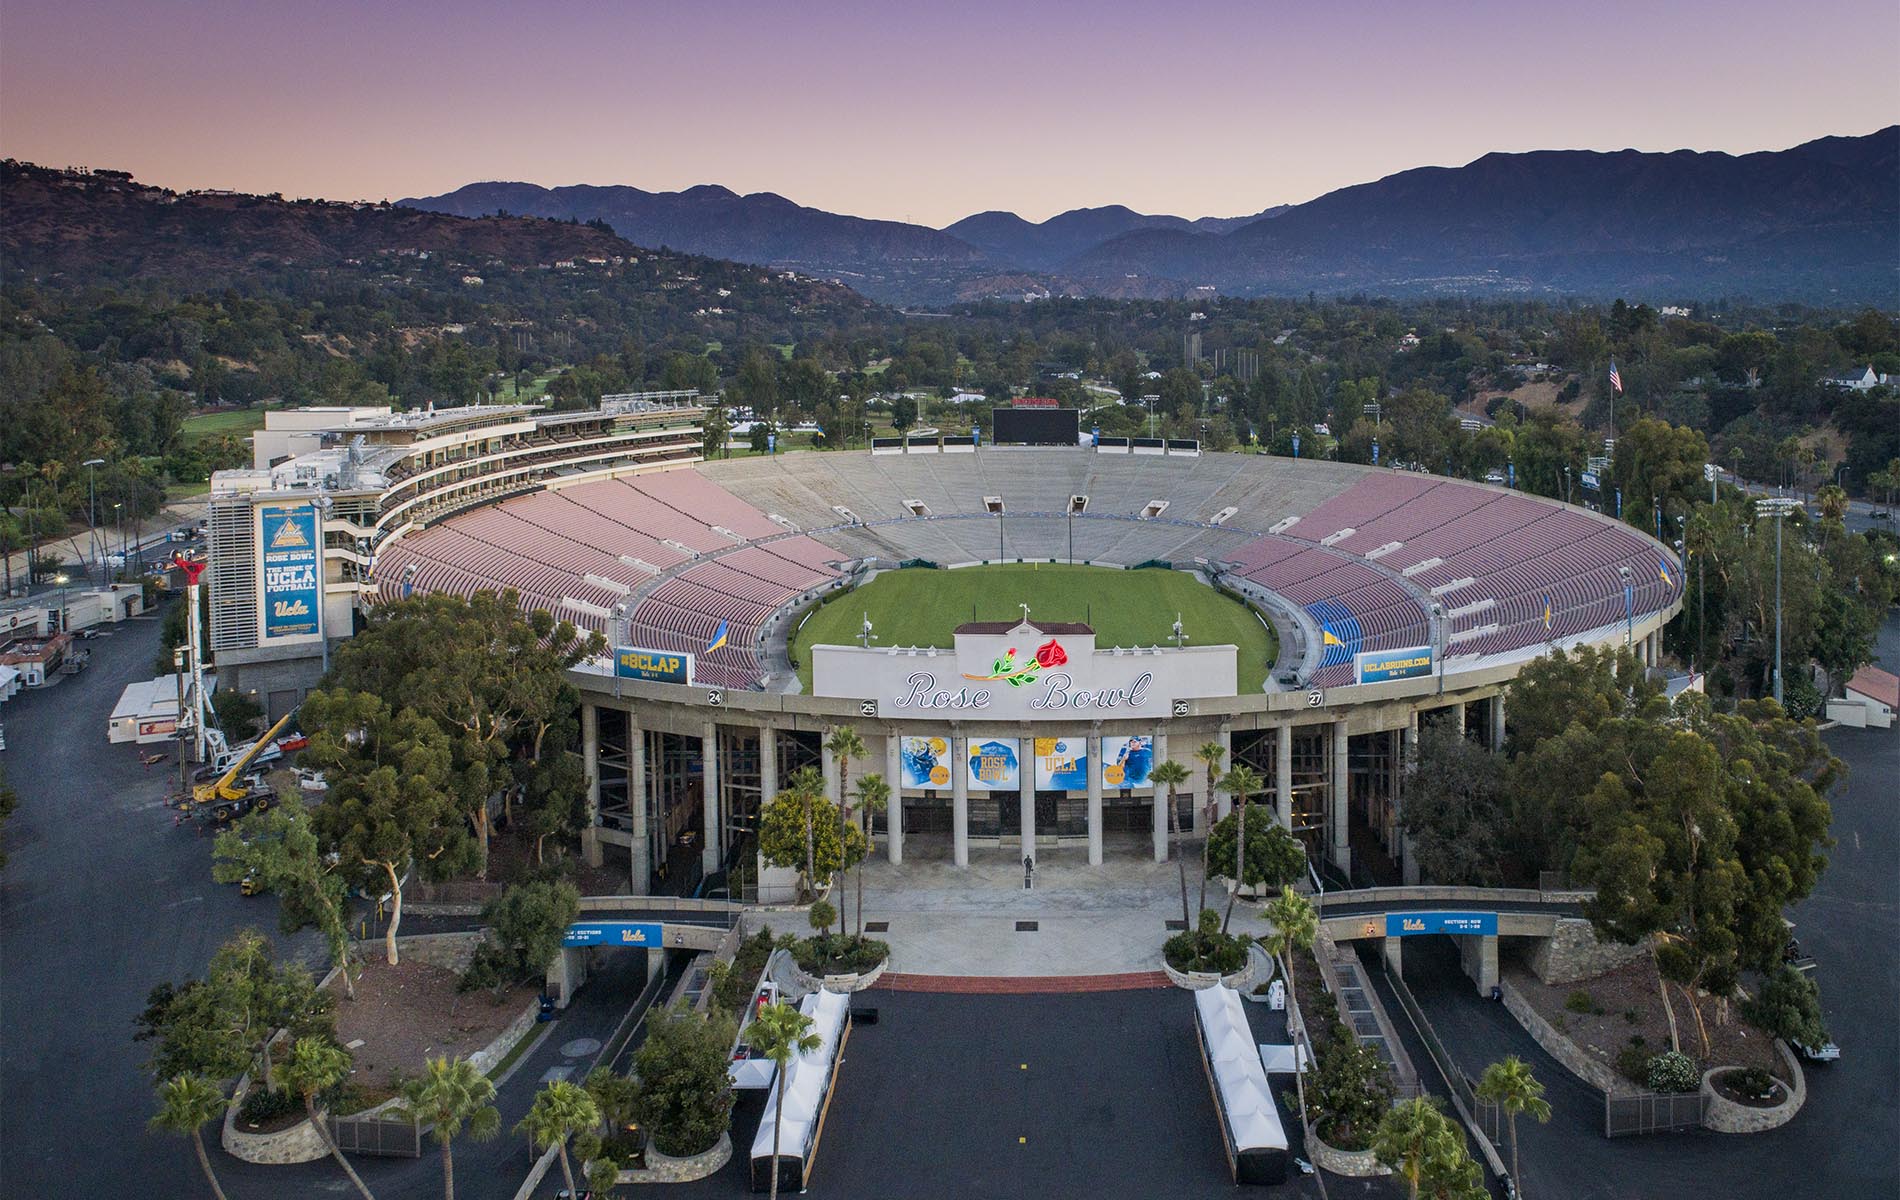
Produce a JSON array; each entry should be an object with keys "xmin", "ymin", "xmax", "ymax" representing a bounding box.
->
[
  {"xmin": 711, "ymin": 928, "xmax": 776, "ymax": 1017},
  {"xmin": 1307, "ymin": 1035, "xmax": 1394, "ymax": 1150},
  {"xmin": 808, "ymin": 899, "xmax": 837, "ymax": 934},
  {"xmin": 236, "ymin": 1083, "xmax": 301, "ymax": 1126},
  {"xmin": 460, "ymin": 879, "xmax": 581, "ymax": 998},
  {"xmin": 1724, "ymin": 1067, "xmax": 1778, "ymax": 1102},
  {"xmin": 631, "ymin": 1007, "xmax": 738, "ymax": 1157},
  {"xmin": 1564, "ymin": 990, "xmax": 1595, "ymax": 1014},
  {"xmin": 792, "ymin": 933, "xmax": 889, "ymax": 976},
  {"xmin": 1615, "ymin": 1044, "xmax": 1650, "ymax": 1085},
  {"xmin": 1623, "ymin": 1008, "xmax": 1641, "ymax": 1025},
  {"xmin": 1645, "ymin": 1050, "xmax": 1699, "ymax": 1094},
  {"xmin": 1743, "ymin": 966, "xmax": 1829, "ymax": 1048},
  {"xmin": 1163, "ymin": 909, "xmax": 1250, "ymax": 975}
]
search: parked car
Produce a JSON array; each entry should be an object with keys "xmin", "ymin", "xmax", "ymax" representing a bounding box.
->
[
  {"xmin": 295, "ymin": 768, "xmax": 328, "ymax": 793},
  {"xmin": 1793, "ymin": 1039, "xmax": 1841, "ymax": 1063}
]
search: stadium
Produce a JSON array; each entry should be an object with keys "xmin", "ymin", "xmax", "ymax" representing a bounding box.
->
[{"xmin": 206, "ymin": 398, "xmax": 1683, "ymax": 898}]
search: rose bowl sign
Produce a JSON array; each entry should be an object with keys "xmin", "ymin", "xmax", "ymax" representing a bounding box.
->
[{"xmin": 811, "ymin": 618, "xmax": 1235, "ymax": 721}]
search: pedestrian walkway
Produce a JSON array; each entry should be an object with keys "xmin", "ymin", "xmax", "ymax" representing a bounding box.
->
[{"xmin": 853, "ymin": 833, "xmax": 1264, "ymax": 979}]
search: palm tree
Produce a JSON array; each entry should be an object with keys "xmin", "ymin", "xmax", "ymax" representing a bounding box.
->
[
  {"xmin": 150, "ymin": 1074, "xmax": 230, "ymax": 1200},
  {"xmin": 824, "ymin": 726, "xmax": 867, "ymax": 936},
  {"xmin": 1261, "ymin": 885, "xmax": 1319, "ymax": 1139},
  {"xmin": 402, "ymin": 1055, "xmax": 501, "ymax": 1200},
  {"xmin": 515, "ymin": 1079, "xmax": 602, "ymax": 1199},
  {"xmin": 749, "ymin": 1001, "xmax": 821, "ymax": 1200},
  {"xmin": 1476, "ymin": 1056, "xmax": 1551, "ymax": 1196},
  {"xmin": 851, "ymin": 773, "xmax": 890, "ymax": 938},
  {"xmin": 1372, "ymin": 1096, "xmax": 1482, "ymax": 1200},
  {"xmin": 782, "ymin": 765, "xmax": 824, "ymax": 903},
  {"xmin": 1193, "ymin": 741, "xmax": 1226, "ymax": 914},
  {"xmin": 1150, "ymin": 759, "xmax": 1193, "ymax": 925},
  {"xmin": 281, "ymin": 1037, "xmax": 376, "ymax": 1200},
  {"xmin": 1216, "ymin": 763, "xmax": 1264, "ymax": 932}
]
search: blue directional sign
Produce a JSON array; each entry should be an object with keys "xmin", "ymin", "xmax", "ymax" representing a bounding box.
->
[
  {"xmin": 1384, "ymin": 911, "xmax": 1498, "ymax": 937},
  {"xmin": 563, "ymin": 921, "xmax": 665, "ymax": 948}
]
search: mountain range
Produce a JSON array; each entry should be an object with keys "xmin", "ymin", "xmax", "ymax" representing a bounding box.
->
[{"xmin": 404, "ymin": 127, "xmax": 1898, "ymax": 306}]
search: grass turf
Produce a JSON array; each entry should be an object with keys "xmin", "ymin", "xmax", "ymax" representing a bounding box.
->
[
  {"xmin": 791, "ymin": 564, "xmax": 1275, "ymax": 693},
  {"xmin": 177, "ymin": 408, "xmax": 265, "ymax": 443}
]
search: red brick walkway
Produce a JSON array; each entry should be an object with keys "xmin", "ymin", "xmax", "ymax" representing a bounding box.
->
[{"xmin": 876, "ymin": 971, "xmax": 1172, "ymax": 994}]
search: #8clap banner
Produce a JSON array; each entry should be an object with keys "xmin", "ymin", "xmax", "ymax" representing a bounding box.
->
[
  {"xmin": 1033, "ymin": 736, "xmax": 1088, "ymax": 790},
  {"xmin": 966, "ymin": 738, "xmax": 1020, "ymax": 791},
  {"xmin": 900, "ymin": 736, "xmax": 953, "ymax": 789},
  {"xmin": 1101, "ymin": 734, "xmax": 1155, "ymax": 789}
]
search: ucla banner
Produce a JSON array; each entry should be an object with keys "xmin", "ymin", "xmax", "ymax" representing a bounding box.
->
[
  {"xmin": 614, "ymin": 647, "xmax": 694, "ymax": 684},
  {"xmin": 1033, "ymin": 736, "xmax": 1088, "ymax": 790},
  {"xmin": 900, "ymin": 736, "xmax": 952, "ymax": 789},
  {"xmin": 1385, "ymin": 911, "xmax": 1497, "ymax": 937},
  {"xmin": 1355, "ymin": 645, "xmax": 1434, "ymax": 685},
  {"xmin": 563, "ymin": 921, "xmax": 664, "ymax": 948},
  {"xmin": 259, "ymin": 504, "xmax": 320, "ymax": 640},
  {"xmin": 966, "ymin": 738, "xmax": 1020, "ymax": 791},
  {"xmin": 1101, "ymin": 734, "xmax": 1155, "ymax": 789}
]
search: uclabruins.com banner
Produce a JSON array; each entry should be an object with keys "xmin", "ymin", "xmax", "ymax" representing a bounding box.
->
[
  {"xmin": 260, "ymin": 504, "xmax": 320, "ymax": 640},
  {"xmin": 1354, "ymin": 645, "xmax": 1434, "ymax": 684}
]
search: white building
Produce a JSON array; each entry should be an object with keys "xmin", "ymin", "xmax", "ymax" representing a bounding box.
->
[{"xmin": 1830, "ymin": 665, "xmax": 1897, "ymax": 729}]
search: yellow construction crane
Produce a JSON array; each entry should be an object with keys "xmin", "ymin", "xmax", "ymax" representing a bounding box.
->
[{"xmin": 192, "ymin": 711, "xmax": 295, "ymax": 806}]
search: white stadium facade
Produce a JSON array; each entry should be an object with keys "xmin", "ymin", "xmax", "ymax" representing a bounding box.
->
[{"xmin": 206, "ymin": 396, "xmax": 1681, "ymax": 894}]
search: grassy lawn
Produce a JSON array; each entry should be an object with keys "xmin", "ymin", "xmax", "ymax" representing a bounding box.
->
[
  {"xmin": 790, "ymin": 564, "xmax": 1275, "ymax": 692},
  {"xmin": 177, "ymin": 408, "xmax": 265, "ymax": 443}
]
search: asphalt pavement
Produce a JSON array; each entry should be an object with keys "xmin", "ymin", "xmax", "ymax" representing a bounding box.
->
[
  {"xmin": 0, "ymin": 603, "xmax": 665, "ymax": 1200},
  {"xmin": 1397, "ymin": 608, "xmax": 1900, "ymax": 1200}
]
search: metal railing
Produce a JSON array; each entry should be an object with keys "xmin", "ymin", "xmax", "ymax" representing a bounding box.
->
[
  {"xmin": 1379, "ymin": 956, "xmax": 1513, "ymax": 1190},
  {"xmin": 1604, "ymin": 1089, "xmax": 1707, "ymax": 1138},
  {"xmin": 329, "ymin": 1114, "xmax": 421, "ymax": 1158}
]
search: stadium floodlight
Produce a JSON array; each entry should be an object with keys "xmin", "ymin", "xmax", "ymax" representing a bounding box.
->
[
  {"xmin": 1171, "ymin": 613, "xmax": 1186, "ymax": 648},
  {"xmin": 859, "ymin": 612, "xmax": 874, "ymax": 647}
]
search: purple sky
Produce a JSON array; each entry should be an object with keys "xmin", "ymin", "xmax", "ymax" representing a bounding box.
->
[{"xmin": 4, "ymin": 0, "xmax": 1895, "ymax": 225}]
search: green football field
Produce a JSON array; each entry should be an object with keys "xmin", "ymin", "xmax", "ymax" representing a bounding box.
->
[{"xmin": 790, "ymin": 564, "xmax": 1276, "ymax": 693}]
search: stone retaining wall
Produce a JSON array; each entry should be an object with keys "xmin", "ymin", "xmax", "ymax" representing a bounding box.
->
[
  {"xmin": 1527, "ymin": 918, "xmax": 1649, "ymax": 986},
  {"xmin": 1162, "ymin": 957, "xmax": 1256, "ymax": 991},
  {"xmin": 1309, "ymin": 1132, "xmax": 1390, "ymax": 1178},
  {"xmin": 380, "ymin": 929, "xmax": 484, "ymax": 973},
  {"xmin": 220, "ymin": 1078, "xmax": 329, "ymax": 1165},
  {"xmin": 780, "ymin": 955, "xmax": 890, "ymax": 995},
  {"xmin": 1500, "ymin": 978, "xmax": 1627, "ymax": 1095},
  {"xmin": 1701, "ymin": 1041, "xmax": 1806, "ymax": 1134},
  {"xmin": 613, "ymin": 1132, "xmax": 733, "ymax": 1184}
]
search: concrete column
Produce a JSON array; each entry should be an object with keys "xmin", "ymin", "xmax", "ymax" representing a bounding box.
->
[
  {"xmin": 885, "ymin": 732, "xmax": 903, "ymax": 865},
  {"xmin": 629, "ymin": 717, "xmax": 649, "ymax": 895},
  {"xmin": 1489, "ymin": 693, "xmax": 1506, "ymax": 752},
  {"xmin": 1088, "ymin": 728, "xmax": 1107, "ymax": 866},
  {"xmin": 700, "ymin": 721, "xmax": 719, "ymax": 877},
  {"xmin": 1460, "ymin": 934, "xmax": 1500, "ymax": 996},
  {"xmin": 1451, "ymin": 702, "xmax": 1466, "ymax": 738},
  {"xmin": 1383, "ymin": 935, "xmax": 1403, "ymax": 978},
  {"xmin": 951, "ymin": 732, "xmax": 969, "ymax": 868},
  {"xmin": 645, "ymin": 946, "xmax": 666, "ymax": 988},
  {"xmin": 581, "ymin": 703, "xmax": 603, "ymax": 868},
  {"xmin": 1214, "ymin": 723, "xmax": 1234, "ymax": 820},
  {"xmin": 821, "ymin": 740, "xmax": 839, "ymax": 807},
  {"xmin": 1018, "ymin": 732, "xmax": 1035, "ymax": 857},
  {"xmin": 1329, "ymin": 718, "xmax": 1351, "ymax": 874},
  {"xmin": 1401, "ymin": 714, "xmax": 1420, "ymax": 886},
  {"xmin": 1274, "ymin": 724, "xmax": 1293, "ymax": 831},
  {"xmin": 759, "ymin": 723, "xmax": 778, "ymax": 804}
]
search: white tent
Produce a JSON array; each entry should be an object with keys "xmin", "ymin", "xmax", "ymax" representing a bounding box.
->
[
  {"xmin": 1193, "ymin": 985, "xmax": 1289, "ymax": 1185},
  {"xmin": 749, "ymin": 989, "xmax": 850, "ymax": 1192}
]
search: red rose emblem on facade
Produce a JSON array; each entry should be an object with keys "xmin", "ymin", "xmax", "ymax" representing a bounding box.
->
[{"xmin": 1034, "ymin": 640, "xmax": 1067, "ymax": 668}]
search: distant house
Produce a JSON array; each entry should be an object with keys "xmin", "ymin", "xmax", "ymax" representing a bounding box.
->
[
  {"xmin": 1821, "ymin": 365, "xmax": 1890, "ymax": 390},
  {"xmin": 1660, "ymin": 305, "xmax": 1693, "ymax": 318},
  {"xmin": 1830, "ymin": 665, "xmax": 1897, "ymax": 729},
  {"xmin": 461, "ymin": 274, "xmax": 484, "ymax": 287}
]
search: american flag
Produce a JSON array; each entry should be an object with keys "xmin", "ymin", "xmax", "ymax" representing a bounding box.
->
[{"xmin": 1608, "ymin": 360, "xmax": 1623, "ymax": 394}]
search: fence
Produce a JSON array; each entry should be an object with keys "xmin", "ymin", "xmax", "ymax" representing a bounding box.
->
[
  {"xmin": 1604, "ymin": 1090, "xmax": 1708, "ymax": 1138},
  {"xmin": 330, "ymin": 1113, "xmax": 421, "ymax": 1158}
]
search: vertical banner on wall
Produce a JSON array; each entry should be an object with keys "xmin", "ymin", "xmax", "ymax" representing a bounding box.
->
[
  {"xmin": 259, "ymin": 503, "xmax": 320, "ymax": 640},
  {"xmin": 966, "ymin": 738, "xmax": 1020, "ymax": 791},
  {"xmin": 1033, "ymin": 736, "xmax": 1088, "ymax": 790},
  {"xmin": 1100, "ymin": 735, "xmax": 1155, "ymax": 789},
  {"xmin": 900, "ymin": 735, "xmax": 952, "ymax": 789}
]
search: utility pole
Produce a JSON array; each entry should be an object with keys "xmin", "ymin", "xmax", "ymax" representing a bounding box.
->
[
  {"xmin": 82, "ymin": 457, "xmax": 105, "ymax": 588},
  {"xmin": 1756, "ymin": 495, "xmax": 1797, "ymax": 705},
  {"xmin": 1619, "ymin": 565, "xmax": 1634, "ymax": 649}
]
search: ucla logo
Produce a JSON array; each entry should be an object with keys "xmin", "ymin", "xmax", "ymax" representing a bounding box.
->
[{"xmin": 267, "ymin": 514, "xmax": 312, "ymax": 550}]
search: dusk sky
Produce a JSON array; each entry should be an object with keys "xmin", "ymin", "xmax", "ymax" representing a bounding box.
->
[{"xmin": 4, "ymin": 0, "xmax": 1895, "ymax": 226}]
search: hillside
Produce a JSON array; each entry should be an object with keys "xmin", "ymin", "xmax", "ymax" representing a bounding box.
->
[
  {"xmin": 0, "ymin": 161, "xmax": 643, "ymax": 285},
  {"xmin": 405, "ymin": 129, "xmax": 1897, "ymax": 304},
  {"xmin": 1067, "ymin": 128, "xmax": 1900, "ymax": 302},
  {"xmin": 399, "ymin": 180, "xmax": 989, "ymax": 307}
]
